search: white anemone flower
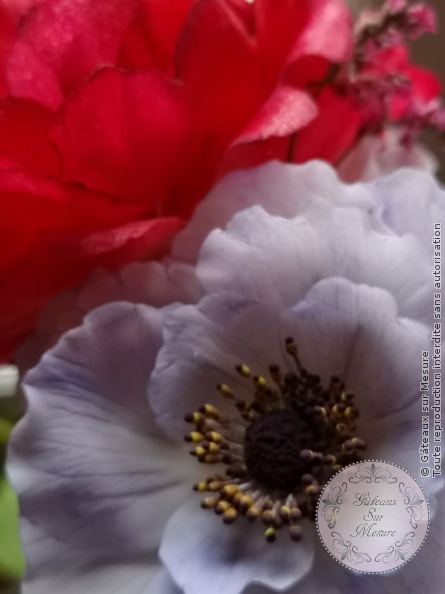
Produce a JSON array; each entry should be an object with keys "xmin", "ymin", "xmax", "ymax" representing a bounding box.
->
[{"xmin": 8, "ymin": 162, "xmax": 445, "ymax": 594}]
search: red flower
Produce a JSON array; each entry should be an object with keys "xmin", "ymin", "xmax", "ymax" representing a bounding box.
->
[
  {"xmin": 0, "ymin": 0, "xmax": 357, "ymax": 361},
  {"xmin": 363, "ymin": 45, "xmax": 441, "ymax": 120}
]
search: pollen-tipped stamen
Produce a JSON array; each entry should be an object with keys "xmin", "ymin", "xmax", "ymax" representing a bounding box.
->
[{"xmin": 185, "ymin": 336, "xmax": 366, "ymax": 542}]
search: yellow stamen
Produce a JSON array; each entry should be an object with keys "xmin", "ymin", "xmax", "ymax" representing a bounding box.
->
[
  {"xmin": 246, "ymin": 506, "xmax": 259, "ymax": 520},
  {"xmin": 201, "ymin": 496, "xmax": 219, "ymax": 509},
  {"xmin": 200, "ymin": 404, "xmax": 222, "ymax": 418},
  {"xmin": 215, "ymin": 501, "xmax": 232, "ymax": 515},
  {"xmin": 221, "ymin": 484, "xmax": 239, "ymax": 499},
  {"xmin": 236, "ymin": 364, "xmax": 251, "ymax": 377},
  {"xmin": 193, "ymin": 481, "xmax": 208, "ymax": 492},
  {"xmin": 218, "ymin": 384, "xmax": 235, "ymax": 398},
  {"xmin": 223, "ymin": 507, "xmax": 238, "ymax": 524},
  {"xmin": 254, "ymin": 376, "xmax": 267, "ymax": 389},
  {"xmin": 206, "ymin": 431, "xmax": 223, "ymax": 443},
  {"xmin": 186, "ymin": 431, "xmax": 205, "ymax": 443}
]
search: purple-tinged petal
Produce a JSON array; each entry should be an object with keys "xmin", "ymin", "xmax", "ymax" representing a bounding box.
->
[
  {"xmin": 172, "ymin": 161, "xmax": 375, "ymax": 263},
  {"xmin": 369, "ymin": 167, "xmax": 445, "ymax": 251},
  {"xmin": 8, "ymin": 302, "xmax": 196, "ymax": 592},
  {"xmin": 150, "ymin": 278, "xmax": 430, "ymax": 469},
  {"xmin": 279, "ymin": 487, "xmax": 445, "ymax": 594},
  {"xmin": 196, "ymin": 203, "xmax": 431, "ymax": 322},
  {"xmin": 19, "ymin": 519, "xmax": 161, "ymax": 594},
  {"xmin": 160, "ymin": 497, "xmax": 314, "ymax": 594}
]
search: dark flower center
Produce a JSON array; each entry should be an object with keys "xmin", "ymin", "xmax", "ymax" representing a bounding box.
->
[
  {"xmin": 184, "ymin": 336, "xmax": 367, "ymax": 542},
  {"xmin": 244, "ymin": 410, "xmax": 318, "ymax": 490}
]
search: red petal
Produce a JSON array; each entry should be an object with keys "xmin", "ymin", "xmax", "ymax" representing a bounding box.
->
[
  {"xmin": 7, "ymin": 0, "xmax": 139, "ymax": 110},
  {"xmin": 51, "ymin": 217, "xmax": 183, "ymax": 265},
  {"xmin": 0, "ymin": 216, "xmax": 182, "ymax": 362},
  {"xmin": 52, "ymin": 68, "xmax": 191, "ymax": 207},
  {"xmin": 0, "ymin": 166, "xmax": 147, "ymax": 286},
  {"xmin": 0, "ymin": 98, "xmax": 59, "ymax": 176},
  {"xmin": 405, "ymin": 65, "xmax": 441, "ymax": 102},
  {"xmin": 364, "ymin": 46, "xmax": 442, "ymax": 119},
  {"xmin": 391, "ymin": 62, "xmax": 442, "ymax": 119},
  {"xmin": 233, "ymin": 86, "xmax": 318, "ymax": 144},
  {"xmin": 0, "ymin": 0, "xmax": 33, "ymax": 95},
  {"xmin": 0, "ymin": 166, "xmax": 175, "ymax": 361},
  {"xmin": 255, "ymin": 0, "xmax": 352, "ymax": 68},
  {"xmin": 254, "ymin": 0, "xmax": 311, "ymax": 71},
  {"xmin": 0, "ymin": 169, "xmax": 145, "ymax": 233},
  {"xmin": 284, "ymin": 55, "xmax": 331, "ymax": 89},
  {"xmin": 219, "ymin": 136, "xmax": 292, "ymax": 175},
  {"xmin": 292, "ymin": 87, "xmax": 362, "ymax": 164},
  {"xmin": 176, "ymin": 0, "xmax": 261, "ymax": 140},
  {"xmin": 364, "ymin": 45, "xmax": 409, "ymax": 76},
  {"xmin": 118, "ymin": 0, "xmax": 193, "ymax": 75},
  {"xmin": 288, "ymin": 0, "xmax": 352, "ymax": 63}
]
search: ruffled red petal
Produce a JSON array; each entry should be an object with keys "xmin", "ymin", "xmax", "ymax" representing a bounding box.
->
[
  {"xmin": 0, "ymin": 0, "xmax": 33, "ymax": 95},
  {"xmin": 6, "ymin": 0, "xmax": 139, "ymax": 110},
  {"xmin": 0, "ymin": 166, "xmax": 183, "ymax": 360},
  {"xmin": 292, "ymin": 87, "xmax": 362, "ymax": 164},
  {"xmin": 233, "ymin": 85, "xmax": 318, "ymax": 145},
  {"xmin": 219, "ymin": 136, "xmax": 292, "ymax": 176},
  {"xmin": 0, "ymin": 0, "xmax": 363, "ymax": 361},
  {"xmin": 52, "ymin": 68, "xmax": 191, "ymax": 207},
  {"xmin": 0, "ymin": 216, "xmax": 181, "ymax": 361},
  {"xmin": 118, "ymin": 0, "xmax": 193, "ymax": 76},
  {"xmin": 176, "ymin": 0, "xmax": 261, "ymax": 140},
  {"xmin": 0, "ymin": 98, "xmax": 60, "ymax": 176},
  {"xmin": 286, "ymin": 0, "xmax": 352, "ymax": 64}
]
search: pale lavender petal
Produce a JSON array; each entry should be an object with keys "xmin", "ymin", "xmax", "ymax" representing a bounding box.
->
[
  {"xmin": 196, "ymin": 203, "xmax": 431, "ymax": 322},
  {"xmin": 280, "ymin": 487, "xmax": 445, "ymax": 594},
  {"xmin": 370, "ymin": 168, "xmax": 445, "ymax": 251},
  {"xmin": 160, "ymin": 497, "xmax": 314, "ymax": 594},
  {"xmin": 19, "ymin": 518, "xmax": 161, "ymax": 594},
  {"xmin": 172, "ymin": 161, "xmax": 375, "ymax": 263},
  {"xmin": 8, "ymin": 302, "xmax": 196, "ymax": 592},
  {"xmin": 241, "ymin": 467, "xmax": 445, "ymax": 594},
  {"xmin": 150, "ymin": 278, "xmax": 430, "ymax": 484}
]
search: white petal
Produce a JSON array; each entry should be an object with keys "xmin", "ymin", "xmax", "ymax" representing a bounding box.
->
[
  {"xmin": 20, "ymin": 519, "xmax": 160, "ymax": 594},
  {"xmin": 286, "ymin": 279, "xmax": 444, "ymax": 498},
  {"xmin": 8, "ymin": 302, "xmax": 195, "ymax": 590},
  {"xmin": 145, "ymin": 567, "xmax": 183, "ymax": 594},
  {"xmin": 197, "ymin": 202, "xmax": 431, "ymax": 322},
  {"xmin": 369, "ymin": 419, "xmax": 445, "ymax": 505},
  {"xmin": 150, "ymin": 296, "xmax": 295, "ymax": 437},
  {"xmin": 172, "ymin": 161, "xmax": 375, "ymax": 263},
  {"xmin": 283, "ymin": 487, "xmax": 445, "ymax": 594},
  {"xmin": 150, "ymin": 278, "xmax": 428, "ymax": 455},
  {"xmin": 283, "ymin": 279, "xmax": 430, "ymax": 419},
  {"xmin": 160, "ymin": 497, "xmax": 314, "ymax": 594},
  {"xmin": 243, "ymin": 488, "xmax": 445, "ymax": 594},
  {"xmin": 369, "ymin": 168, "xmax": 445, "ymax": 252}
]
